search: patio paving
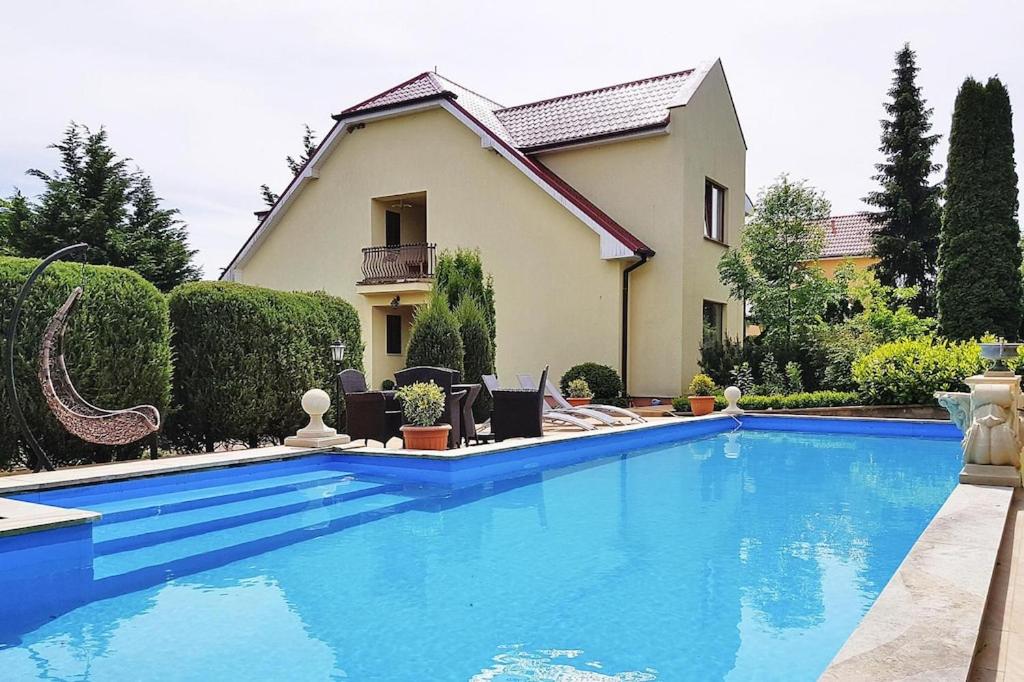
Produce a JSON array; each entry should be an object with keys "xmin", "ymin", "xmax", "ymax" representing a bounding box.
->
[{"xmin": 970, "ymin": 488, "xmax": 1024, "ymax": 681}]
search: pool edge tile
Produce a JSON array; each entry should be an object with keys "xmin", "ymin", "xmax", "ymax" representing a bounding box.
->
[{"xmin": 821, "ymin": 483, "xmax": 1014, "ymax": 681}]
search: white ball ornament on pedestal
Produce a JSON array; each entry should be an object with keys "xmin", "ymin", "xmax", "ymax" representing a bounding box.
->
[
  {"xmin": 284, "ymin": 388, "xmax": 351, "ymax": 448},
  {"xmin": 722, "ymin": 385, "xmax": 744, "ymax": 415}
]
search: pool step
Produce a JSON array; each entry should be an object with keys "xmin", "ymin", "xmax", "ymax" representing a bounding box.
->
[
  {"xmin": 93, "ymin": 490, "xmax": 421, "ymax": 595},
  {"xmin": 92, "ymin": 469, "xmax": 372, "ymax": 524},
  {"xmin": 93, "ymin": 479, "xmax": 399, "ymax": 554}
]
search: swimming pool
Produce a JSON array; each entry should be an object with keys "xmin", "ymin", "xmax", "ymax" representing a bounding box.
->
[{"xmin": 0, "ymin": 417, "xmax": 962, "ymax": 680}]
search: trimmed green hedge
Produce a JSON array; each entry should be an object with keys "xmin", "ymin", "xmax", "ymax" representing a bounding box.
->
[
  {"xmin": 852, "ymin": 338, "xmax": 983, "ymax": 405},
  {"xmin": 671, "ymin": 391, "xmax": 860, "ymax": 412},
  {"xmin": 166, "ymin": 281, "xmax": 363, "ymax": 452},
  {"xmin": 0, "ymin": 257, "xmax": 171, "ymax": 469}
]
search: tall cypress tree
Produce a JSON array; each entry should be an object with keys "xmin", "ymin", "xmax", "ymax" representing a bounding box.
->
[
  {"xmin": 937, "ymin": 77, "xmax": 1021, "ymax": 339},
  {"xmin": 864, "ymin": 44, "xmax": 942, "ymax": 315}
]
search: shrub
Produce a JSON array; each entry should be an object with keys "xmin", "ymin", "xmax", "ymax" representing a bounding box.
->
[
  {"xmin": 730, "ymin": 362, "xmax": 756, "ymax": 395},
  {"xmin": 435, "ymin": 248, "xmax": 496, "ymax": 349},
  {"xmin": 688, "ymin": 373, "xmax": 716, "ymax": 396},
  {"xmin": 0, "ymin": 257, "xmax": 171, "ymax": 469},
  {"xmin": 784, "ymin": 362, "xmax": 804, "ymax": 393},
  {"xmin": 758, "ymin": 352, "xmax": 787, "ymax": 395},
  {"xmin": 166, "ymin": 281, "xmax": 363, "ymax": 452},
  {"xmin": 381, "ymin": 379, "xmax": 395, "ymax": 391},
  {"xmin": 671, "ymin": 390, "xmax": 859, "ymax": 412},
  {"xmin": 852, "ymin": 338, "xmax": 984, "ymax": 405},
  {"xmin": 406, "ymin": 294, "xmax": 464, "ymax": 375},
  {"xmin": 396, "ymin": 382, "xmax": 445, "ymax": 427},
  {"xmin": 454, "ymin": 296, "xmax": 494, "ymax": 420},
  {"xmin": 566, "ymin": 378, "xmax": 592, "ymax": 398},
  {"xmin": 560, "ymin": 363, "xmax": 622, "ymax": 400}
]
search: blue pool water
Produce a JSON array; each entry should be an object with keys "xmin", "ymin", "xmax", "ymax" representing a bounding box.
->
[{"xmin": 0, "ymin": 419, "xmax": 961, "ymax": 680}]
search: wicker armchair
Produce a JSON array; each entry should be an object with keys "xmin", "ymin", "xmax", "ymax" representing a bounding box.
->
[
  {"xmin": 394, "ymin": 366, "xmax": 466, "ymax": 449},
  {"xmin": 338, "ymin": 369, "xmax": 401, "ymax": 446},
  {"xmin": 482, "ymin": 366, "xmax": 549, "ymax": 442}
]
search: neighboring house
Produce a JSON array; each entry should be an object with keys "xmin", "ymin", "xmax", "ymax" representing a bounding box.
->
[
  {"xmin": 222, "ymin": 60, "xmax": 746, "ymax": 399},
  {"xmin": 810, "ymin": 213, "xmax": 879, "ymax": 277}
]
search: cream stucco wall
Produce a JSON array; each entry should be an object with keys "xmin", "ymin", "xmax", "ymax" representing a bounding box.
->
[
  {"xmin": 237, "ymin": 107, "xmax": 623, "ymax": 389},
  {"xmin": 539, "ymin": 62, "xmax": 746, "ymax": 395},
  {"xmin": 815, "ymin": 256, "xmax": 878, "ymax": 278}
]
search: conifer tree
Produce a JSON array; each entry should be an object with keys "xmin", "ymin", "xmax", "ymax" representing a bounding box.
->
[
  {"xmin": 937, "ymin": 77, "xmax": 1021, "ymax": 339},
  {"xmin": 260, "ymin": 124, "xmax": 319, "ymax": 207},
  {"xmin": 864, "ymin": 44, "xmax": 942, "ymax": 315},
  {"xmin": 8, "ymin": 123, "xmax": 200, "ymax": 290}
]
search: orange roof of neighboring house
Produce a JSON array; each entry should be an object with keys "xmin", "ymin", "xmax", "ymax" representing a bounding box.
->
[{"xmin": 814, "ymin": 213, "xmax": 879, "ymax": 259}]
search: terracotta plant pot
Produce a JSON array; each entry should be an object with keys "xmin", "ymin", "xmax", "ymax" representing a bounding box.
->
[
  {"xmin": 566, "ymin": 397, "xmax": 592, "ymax": 407},
  {"xmin": 401, "ymin": 424, "xmax": 452, "ymax": 451},
  {"xmin": 688, "ymin": 395, "xmax": 716, "ymax": 416}
]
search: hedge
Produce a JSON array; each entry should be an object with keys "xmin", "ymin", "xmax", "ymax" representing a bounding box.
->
[
  {"xmin": 671, "ymin": 391, "xmax": 860, "ymax": 412},
  {"xmin": 852, "ymin": 338, "xmax": 983, "ymax": 405},
  {"xmin": 0, "ymin": 257, "xmax": 171, "ymax": 469},
  {"xmin": 166, "ymin": 281, "xmax": 363, "ymax": 452},
  {"xmin": 560, "ymin": 363, "xmax": 622, "ymax": 400}
]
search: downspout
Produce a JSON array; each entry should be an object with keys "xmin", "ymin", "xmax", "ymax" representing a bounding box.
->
[{"xmin": 621, "ymin": 249, "xmax": 654, "ymax": 399}]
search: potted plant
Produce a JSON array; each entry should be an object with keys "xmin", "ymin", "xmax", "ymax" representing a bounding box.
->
[
  {"xmin": 397, "ymin": 381, "xmax": 450, "ymax": 450},
  {"xmin": 565, "ymin": 378, "xmax": 593, "ymax": 407},
  {"xmin": 687, "ymin": 374, "xmax": 717, "ymax": 416}
]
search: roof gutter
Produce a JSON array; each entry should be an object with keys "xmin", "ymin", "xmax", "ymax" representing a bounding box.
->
[{"xmin": 621, "ymin": 248, "xmax": 654, "ymax": 399}]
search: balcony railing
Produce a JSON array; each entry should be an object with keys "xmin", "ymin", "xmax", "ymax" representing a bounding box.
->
[{"xmin": 359, "ymin": 243, "xmax": 436, "ymax": 284}]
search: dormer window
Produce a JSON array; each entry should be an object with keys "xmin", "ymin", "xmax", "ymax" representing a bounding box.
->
[{"xmin": 705, "ymin": 179, "xmax": 726, "ymax": 243}]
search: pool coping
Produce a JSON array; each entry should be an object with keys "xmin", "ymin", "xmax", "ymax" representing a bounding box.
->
[
  {"xmin": 820, "ymin": 482, "xmax": 1014, "ymax": 681},
  {"xmin": 0, "ymin": 496, "xmax": 101, "ymax": 538}
]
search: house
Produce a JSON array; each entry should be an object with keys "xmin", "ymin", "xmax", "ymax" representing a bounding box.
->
[
  {"xmin": 810, "ymin": 213, "xmax": 879, "ymax": 277},
  {"xmin": 221, "ymin": 60, "xmax": 746, "ymax": 400}
]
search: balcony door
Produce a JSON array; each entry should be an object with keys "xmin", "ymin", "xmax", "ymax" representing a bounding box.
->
[{"xmin": 385, "ymin": 211, "xmax": 401, "ymax": 247}]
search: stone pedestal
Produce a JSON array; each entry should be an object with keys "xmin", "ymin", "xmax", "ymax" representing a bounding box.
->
[
  {"xmin": 284, "ymin": 389, "xmax": 351, "ymax": 448},
  {"xmin": 936, "ymin": 372, "xmax": 1023, "ymax": 487}
]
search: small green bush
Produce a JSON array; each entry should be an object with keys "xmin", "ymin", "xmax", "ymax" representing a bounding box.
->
[
  {"xmin": 166, "ymin": 281, "xmax": 363, "ymax": 452},
  {"xmin": 671, "ymin": 391, "xmax": 859, "ymax": 412},
  {"xmin": 852, "ymin": 338, "xmax": 983, "ymax": 405},
  {"xmin": 0, "ymin": 256, "xmax": 171, "ymax": 469},
  {"xmin": 688, "ymin": 373, "xmax": 716, "ymax": 396},
  {"xmin": 560, "ymin": 363, "xmax": 622, "ymax": 400},
  {"xmin": 406, "ymin": 294, "xmax": 464, "ymax": 375},
  {"xmin": 396, "ymin": 381, "xmax": 445, "ymax": 426},
  {"xmin": 454, "ymin": 296, "xmax": 493, "ymax": 420},
  {"xmin": 566, "ymin": 378, "xmax": 592, "ymax": 398}
]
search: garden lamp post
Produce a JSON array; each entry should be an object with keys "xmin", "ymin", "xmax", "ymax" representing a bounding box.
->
[{"xmin": 330, "ymin": 340, "xmax": 346, "ymax": 430}]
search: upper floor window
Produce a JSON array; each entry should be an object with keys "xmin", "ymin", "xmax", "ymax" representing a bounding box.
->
[{"xmin": 704, "ymin": 179, "xmax": 726, "ymax": 243}]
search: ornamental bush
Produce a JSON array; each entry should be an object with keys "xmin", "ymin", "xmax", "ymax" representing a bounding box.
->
[
  {"xmin": 688, "ymin": 374, "xmax": 716, "ymax": 396},
  {"xmin": 405, "ymin": 294, "xmax": 464, "ymax": 375},
  {"xmin": 0, "ymin": 257, "xmax": 171, "ymax": 469},
  {"xmin": 566, "ymin": 378, "xmax": 592, "ymax": 398},
  {"xmin": 396, "ymin": 381, "xmax": 445, "ymax": 427},
  {"xmin": 560, "ymin": 363, "xmax": 622, "ymax": 400},
  {"xmin": 166, "ymin": 281, "xmax": 363, "ymax": 452},
  {"xmin": 852, "ymin": 338, "xmax": 984, "ymax": 405}
]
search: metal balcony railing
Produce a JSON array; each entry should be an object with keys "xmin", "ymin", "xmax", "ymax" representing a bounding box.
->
[{"xmin": 359, "ymin": 243, "xmax": 436, "ymax": 284}]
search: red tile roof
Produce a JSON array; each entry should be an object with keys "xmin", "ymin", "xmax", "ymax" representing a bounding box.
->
[
  {"xmin": 495, "ymin": 70, "xmax": 694, "ymax": 150},
  {"xmin": 339, "ymin": 69, "xmax": 698, "ymax": 151},
  {"xmin": 813, "ymin": 213, "xmax": 879, "ymax": 259}
]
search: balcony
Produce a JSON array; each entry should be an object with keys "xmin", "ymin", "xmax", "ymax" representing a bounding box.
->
[{"xmin": 359, "ymin": 243, "xmax": 436, "ymax": 285}]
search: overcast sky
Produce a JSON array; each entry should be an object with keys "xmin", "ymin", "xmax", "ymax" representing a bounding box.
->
[{"xmin": 2, "ymin": 0, "xmax": 1021, "ymax": 278}]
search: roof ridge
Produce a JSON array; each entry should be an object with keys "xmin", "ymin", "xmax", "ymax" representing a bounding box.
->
[
  {"xmin": 498, "ymin": 68, "xmax": 695, "ymax": 113},
  {"xmin": 430, "ymin": 72, "xmax": 504, "ymax": 110}
]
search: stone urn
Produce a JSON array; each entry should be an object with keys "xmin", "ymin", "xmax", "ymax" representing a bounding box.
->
[{"xmin": 980, "ymin": 341, "xmax": 1022, "ymax": 375}]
